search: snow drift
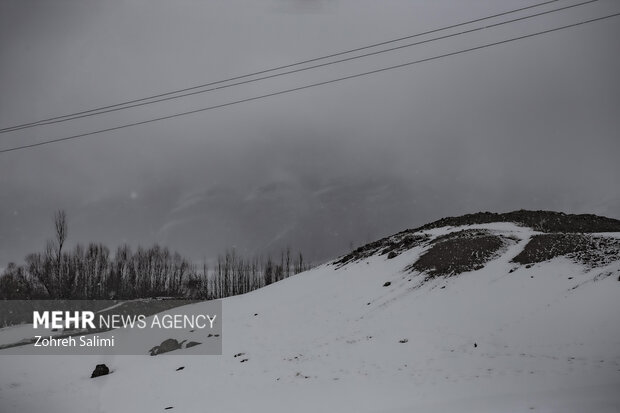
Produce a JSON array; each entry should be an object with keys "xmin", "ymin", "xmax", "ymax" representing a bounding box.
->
[{"xmin": 1, "ymin": 211, "xmax": 619, "ymax": 412}]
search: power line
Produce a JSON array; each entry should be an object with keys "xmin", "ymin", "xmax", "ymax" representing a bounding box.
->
[
  {"xmin": 1, "ymin": 11, "xmax": 617, "ymax": 155},
  {"xmin": 0, "ymin": 0, "xmax": 598, "ymax": 135},
  {"xmin": 0, "ymin": 0, "xmax": 566, "ymax": 134}
]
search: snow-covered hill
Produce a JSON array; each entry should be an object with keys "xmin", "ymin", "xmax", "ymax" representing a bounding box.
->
[{"xmin": 1, "ymin": 216, "xmax": 620, "ymax": 412}]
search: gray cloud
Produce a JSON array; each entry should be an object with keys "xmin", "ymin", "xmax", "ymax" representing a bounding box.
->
[{"xmin": 1, "ymin": 0, "xmax": 619, "ymax": 267}]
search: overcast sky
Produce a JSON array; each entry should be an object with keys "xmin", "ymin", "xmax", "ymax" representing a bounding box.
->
[{"xmin": 1, "ymin": 0, "xmax": 619, "ymax": 268}]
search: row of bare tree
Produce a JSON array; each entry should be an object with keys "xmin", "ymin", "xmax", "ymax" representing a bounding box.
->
[{"xmin": 0, "ymin": 210, "xmax": 310, "ymax": 300}]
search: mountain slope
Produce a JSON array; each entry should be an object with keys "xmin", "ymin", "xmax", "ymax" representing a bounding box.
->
[{"xmin": 1, "ymin": 214, "xmax": 619, "ymax": 412}]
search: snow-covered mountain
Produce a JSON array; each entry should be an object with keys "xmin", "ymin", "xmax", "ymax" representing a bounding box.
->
[{"xmin": 1, "ymin": 211, "xmax": 619, "ymax": 412}]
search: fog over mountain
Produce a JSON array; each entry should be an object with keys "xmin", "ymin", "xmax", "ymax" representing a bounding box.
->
[{"xmin": 1, "ymin": 0, "xmax": 619, "ymax": 267}]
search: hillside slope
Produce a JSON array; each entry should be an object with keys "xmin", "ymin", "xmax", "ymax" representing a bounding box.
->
[{"xmin": 1, "ymin": 217, "xmax": 619, "ymax": 412}]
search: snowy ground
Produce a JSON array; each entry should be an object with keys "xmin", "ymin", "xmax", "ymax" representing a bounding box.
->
[{"xmin": 1, "ymin": 223, "xmax": 619, "ymax": 412}]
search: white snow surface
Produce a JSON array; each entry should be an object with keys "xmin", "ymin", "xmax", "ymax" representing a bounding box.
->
[{"xmin": 1, "ymin": 224, "xmax": 619, "ymax": 412}]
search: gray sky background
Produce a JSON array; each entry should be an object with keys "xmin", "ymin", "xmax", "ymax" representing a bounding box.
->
[{"xmin": 1, "ymin": 0, "xmax": 619, "ymax": 268}]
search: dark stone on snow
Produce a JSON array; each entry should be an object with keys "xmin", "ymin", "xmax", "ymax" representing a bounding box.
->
[
  {"xmin": 387, "ymin": 251, "xmax": 397, "ymax": 259},
  {"xmin": 186, "ymin": 341, "xmax": 201, "ymax": 349},
  {"xmin": 149, "ymin": 338, "xmax": 186, "ymax": 356},
  {"xmin": 383, "ymin": 282, "xmax": 391, "ymax": 287},
  {"xmin": 91, "ymin": 364, "xmax": 110, "ymax": 378},
  {"xmin": 176, "ymin": 366, "xmax": 185, "ymax": 371}
]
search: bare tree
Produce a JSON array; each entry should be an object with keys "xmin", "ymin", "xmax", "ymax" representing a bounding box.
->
[
  {"xmin": 53, "ymin": 210, "xmax": 67, "ymax": 264},
  {"xmin": 5, "ymin": 210, "xmax": 311, "ymax": 299},
  {"xmin": 264, "ymin": 256, "xmax": 274, "ymax": 286}
]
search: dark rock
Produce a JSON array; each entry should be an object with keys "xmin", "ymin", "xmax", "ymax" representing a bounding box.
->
[
  {"xmin": 176, "ymin": 366, "xmax": 185, "ymax": 371},
  {"xmin": 149, "ymin": 338, "xmax": 185, "ymax": 356},
  {"xmin": 91, "ymin": 364, "xmax": 110, "ymax": 378},
  {"xmin": 165, "ymin": 407, "xmax": 173, "ymax": 410},
  {"xmin": 387, "ymin": 251, "xmax": 397, "ymax": 259},
  {"xmin": 383, "ymin": 282, "xmax": 391, "ymax": 287},
  {"xmin": 399, "ymin": 338, "xmax": 408, "ymax": 343},
  {"xmin": 186, "ymin": 341, "xmax": 201, "ymax": 349}
]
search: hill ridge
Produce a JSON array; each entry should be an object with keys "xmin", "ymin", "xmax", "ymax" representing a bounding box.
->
[
  {"xmin": 412, "ymin": 209, "xmax": 620, "ymax": 233},
  {"xmin": 336, "ymin": 210, "xmax": 620, "ymax": 272}
]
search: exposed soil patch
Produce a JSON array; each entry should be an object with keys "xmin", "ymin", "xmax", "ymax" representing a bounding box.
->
[
  {"xmin": 512, "ymin": 234, "xmax": 620, "ymax": 267},
  {"xmin": 408, "ymin": 230, "xmax": 511, "ymax": 277}
]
